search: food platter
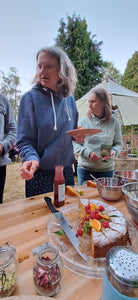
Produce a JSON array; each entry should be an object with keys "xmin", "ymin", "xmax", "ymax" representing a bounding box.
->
[
  {"xmin": 66, "ymin": 128, "xmax": 102, "ymax": 138},
  {"xmin": 47, "ymin": 203, "xmax": 138, "ymax": 279}
]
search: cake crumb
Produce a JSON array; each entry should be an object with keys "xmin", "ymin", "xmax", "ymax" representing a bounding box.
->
[{"xmin": 18, "ymin": 253, "xmax": 29, "ymax": 263}]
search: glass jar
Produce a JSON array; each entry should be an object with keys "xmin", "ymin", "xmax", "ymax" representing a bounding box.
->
[
  {"xmin": 0, "ymin": 244, "xmax": 17, "ymax": 298},
  {"xmin": 32, "ymin": 242, "xmax": 63, "ymax": 297},
  {"xmin": 101, "ymin": 246, "xmax": 138, "ymax": 299}
]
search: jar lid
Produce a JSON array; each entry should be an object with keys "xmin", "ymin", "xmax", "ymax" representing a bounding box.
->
[
  {"xmin": 0, "ymin": 244, "xmax": 16, "ymax": 269},
  {"xmin": 32, "ymin": 242, "xmax": 59, "ymax": 267},
  {"xmin": 106, "ymin": 246, "xmax": 138, "ymax": 288}
]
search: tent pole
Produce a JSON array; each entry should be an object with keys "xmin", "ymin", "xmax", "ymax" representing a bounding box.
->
[
  {"xmin": 131, "ymin": 124, "xmax": 134, "ymax": 153},
  {"xmin": 109, "ymin": 93, "xmax": 112, "ymax": 106}
]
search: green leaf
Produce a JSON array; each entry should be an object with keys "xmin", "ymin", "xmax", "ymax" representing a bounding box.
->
[
  {"xmin": 53, "ymin": 230, "xmax": 65, "ymax": 236},
  {"xmin": 110, "ymin": 215, "xmax": 119, "ymax": 217},
  {"xmin": 99, "ymin": 219, "xmax": 105, "ymax": 223},
  {"xmin": 79, "ymin": 191, "xmax": 85, "ymax": 195},
  {"xmin": 83, "ymin": 221, "xmax": 90, "ymax": 236}
]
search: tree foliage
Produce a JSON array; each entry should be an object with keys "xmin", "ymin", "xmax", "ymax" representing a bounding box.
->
[
  {"xmin": 121, "ymin": 51, "xmax": 138, "ymax": 92},
  {"xmin": 0, "ymin": 67, "xmax": 21, "ymax": 122},
  {"xmin": 101, "ymin": 61, "xmax": 122, "ymax": 84},
  {"xmin": 55, "ymin": 14, "xmax": 104, "ymax": 99}
]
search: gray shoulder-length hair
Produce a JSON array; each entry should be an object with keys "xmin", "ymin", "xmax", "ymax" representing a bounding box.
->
[
  {"xmin": 87, "ymin": 87, "xmax": 112, "ymax": 123},
  {"xmin": 32, "ymin": 46, "xmax": 77, "ymax": 97}
]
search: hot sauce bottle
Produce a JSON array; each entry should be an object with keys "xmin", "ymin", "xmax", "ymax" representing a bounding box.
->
[{"xmin": 54, "ymin": 166, "xmax": 65, "ymax": 207}]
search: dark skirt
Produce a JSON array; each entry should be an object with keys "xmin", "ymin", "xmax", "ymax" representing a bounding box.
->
[{"xmin": 25, "ymin": 166, "xmax": 74, "ymax": 197}]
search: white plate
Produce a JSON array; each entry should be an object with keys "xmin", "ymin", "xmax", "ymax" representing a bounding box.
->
[
  {"xmin": 66, "ymin": 128, "xmax": 102, "ymax": 138},
  {"xmin": 47, "ymin": 203, "xmax": 138, "ymax": 279}
]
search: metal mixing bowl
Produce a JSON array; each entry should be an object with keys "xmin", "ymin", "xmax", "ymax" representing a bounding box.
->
[
  {"xmin": 114, "ymin": 170, "xmax": 138, "ymax": 184},
  {"xmin": 97, "ymin": 177, "xmax": 123, "ymax": 201},
  {"xmin": 122, "ymin": 182, "xmax": 138, "ymax": 225}
]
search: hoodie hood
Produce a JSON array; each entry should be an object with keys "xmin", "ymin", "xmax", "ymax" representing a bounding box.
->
[
  {"xmin": 33, "ymin": 84, "xmax": 71, "ymax": 131},
  {"xmin": 90, "ymin": 110, "xmax": 116, "ymax": 123}
]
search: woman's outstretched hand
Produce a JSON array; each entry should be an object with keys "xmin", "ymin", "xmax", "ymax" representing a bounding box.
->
[{"xmin": 21, "ymin": 160, "xmax": 39, "ymax": 180}]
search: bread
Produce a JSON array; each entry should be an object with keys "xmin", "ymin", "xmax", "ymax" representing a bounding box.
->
[
  {"xmin": 87, "ymin": 180, "xmax": 97, "ymax": 188},
  {"xmin": 65, "ymin": 186, "xmax": 80, "ymax": 197},
  {"xmin": 18, "ymin": 253, "xmax": 29, "ymax": 263}
]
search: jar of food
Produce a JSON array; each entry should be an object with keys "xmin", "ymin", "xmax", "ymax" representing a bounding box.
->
[
  {"xmin": 0, "ymin": 244, "xmax": 17, "ymax": 297},
  {"xmin": 101, "ymin": 145, "xmax": 111, "ymax": 158},
  {"xmin": 32, "ymin": 242, "xmax": 63, "ymax": 297},
  {"xmin": 101, "ymin": 246, "xmax": 138, "ymax": 299}
]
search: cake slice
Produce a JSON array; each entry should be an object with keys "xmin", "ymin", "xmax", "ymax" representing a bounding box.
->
[
  {"xmin": 87, "ymin": 180, "xmax": 97, "ymax": 188},
  {"xmin": 65, "ymin": 186, "xmax": 80, "ymax": 197}
]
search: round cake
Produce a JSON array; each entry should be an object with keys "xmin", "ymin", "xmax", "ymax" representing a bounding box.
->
[{"xmin": 78, "ymin": 199, "xmax": 128, "ymax": 258}]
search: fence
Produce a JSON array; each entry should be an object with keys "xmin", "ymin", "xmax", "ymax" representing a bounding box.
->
[{"xmin": 122, "ymin": 134, "xmax": 138, "ymax": 153}]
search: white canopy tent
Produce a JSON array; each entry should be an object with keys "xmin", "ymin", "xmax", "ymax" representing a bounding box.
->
[
  {"xmin": 76, "ymin": 75, "xmax": 138, "ymax": 151},
  {"xmin": 76, "ymin": 75, "xmax": 138, "ymax": 125}
]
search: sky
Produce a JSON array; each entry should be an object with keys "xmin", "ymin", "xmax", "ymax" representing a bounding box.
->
[{"xmin": 0, "ymin": 0, "xmax": 138, "ymax": 94}]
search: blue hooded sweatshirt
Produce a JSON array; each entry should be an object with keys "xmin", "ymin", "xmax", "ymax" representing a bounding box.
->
[{"xmin": 16, "ymin": 85, "xmax": 78, "ymax": 169}]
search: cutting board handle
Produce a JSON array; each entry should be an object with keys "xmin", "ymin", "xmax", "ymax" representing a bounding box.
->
[{"xmin": 44, "ymin": 197, "xmax": 59, "ymax": 213}]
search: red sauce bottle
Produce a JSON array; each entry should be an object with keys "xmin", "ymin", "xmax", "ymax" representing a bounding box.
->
[{"xmin": 54, "ymin": 166, "xmax": 65, "ymax": 207}]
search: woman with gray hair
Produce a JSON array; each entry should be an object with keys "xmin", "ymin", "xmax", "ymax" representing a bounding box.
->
[
  {"xmin": 73, "ymin": 87, "xmax": 123, "ymax": 185},
  {"xmin": 17, "ymin": 46, "xmax": 78, "ymax": 197}
]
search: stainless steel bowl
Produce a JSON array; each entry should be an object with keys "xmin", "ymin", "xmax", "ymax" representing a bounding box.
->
[
  {"xmin": 122, "ymin": 182, "xmax": 138, "ymax": 225},
  {"xmin": 114, "ymin": 170, "xmax": 138, "ymax": 184},
  {"xmin": 97, "ymin": 177, "xmax": 123, "ymax": 201}
]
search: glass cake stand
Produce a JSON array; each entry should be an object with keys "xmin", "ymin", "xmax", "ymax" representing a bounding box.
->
[{"xmin": 47, "ymin": 203, "xmax": 138, "ymax": 279}]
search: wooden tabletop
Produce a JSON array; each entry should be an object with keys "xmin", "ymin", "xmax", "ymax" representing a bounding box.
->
[{"xmin": 0, "ymin": 187, "xmax": 129, "ymax": 300}]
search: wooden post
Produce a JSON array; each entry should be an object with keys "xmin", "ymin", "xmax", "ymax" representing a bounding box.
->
[
  {"xmin": 109, "ymin": 93, "xmax": 112, "ymax": 106},
  {"xmin": 131, "ymin": 124, "xmax": 134, "ymax": 153}
]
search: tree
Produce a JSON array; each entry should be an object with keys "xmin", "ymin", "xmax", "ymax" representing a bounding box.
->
[
  {"xmin": 0, "ymin": 67, "xmax": 21, "ymax": 122},
  {"xmin": 55, "ymin": 14, "xmax": 104, "ymax": 99},
  {"xmin": 121, "ymin": 51, "xmax": 138, "ymax": 92},
  {"xmin": 101, "ymin": 61, "xmax": 122, "ymax": 84}
]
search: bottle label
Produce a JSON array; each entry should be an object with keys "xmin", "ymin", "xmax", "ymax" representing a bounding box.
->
[{"xmin": 58, "ymin": 184, "xmax": 65, "ymax": 202}]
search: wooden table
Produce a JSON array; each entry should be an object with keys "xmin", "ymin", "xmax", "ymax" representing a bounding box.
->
[{"xmin": 0, "ymin": 187, "xmax": 129, "ymax": 300}]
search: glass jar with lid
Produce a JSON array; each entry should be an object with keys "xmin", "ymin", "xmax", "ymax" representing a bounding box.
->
[
  {"xmin": 0, "ymin": 244, "xmax": 17, "ymax": 297},
  {"xmin": 101, "ymin": 246, "xmax": 138, "ymax": 300},
  {"xmin": 32, "ymin": 242, "xmax": 63, "ymax": 297}
]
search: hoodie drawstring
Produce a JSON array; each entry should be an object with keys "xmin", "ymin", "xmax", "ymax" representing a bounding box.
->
[
  {"xmin": 50, "ymin": 91, "xmax": 57, "ymax": 131},
  {"xmin": 50, "ymin": 92, "xmax": 71, "ymax": 131},
  {"xmin": 65, "ymin": 97, "xmax": 71, "ymax": 121}
]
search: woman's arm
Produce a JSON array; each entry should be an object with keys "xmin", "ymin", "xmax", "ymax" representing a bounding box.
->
[
  {"xmin": 112, "ymin": 119, "xmax": 123, "ymax": 156},
  {"xmin": 1, "ymin": 98, "xmax": 16, "ymax": 154},
  {"xmin": 16, "ymin": 92, "xmax": 40, "ymax": 164}
]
